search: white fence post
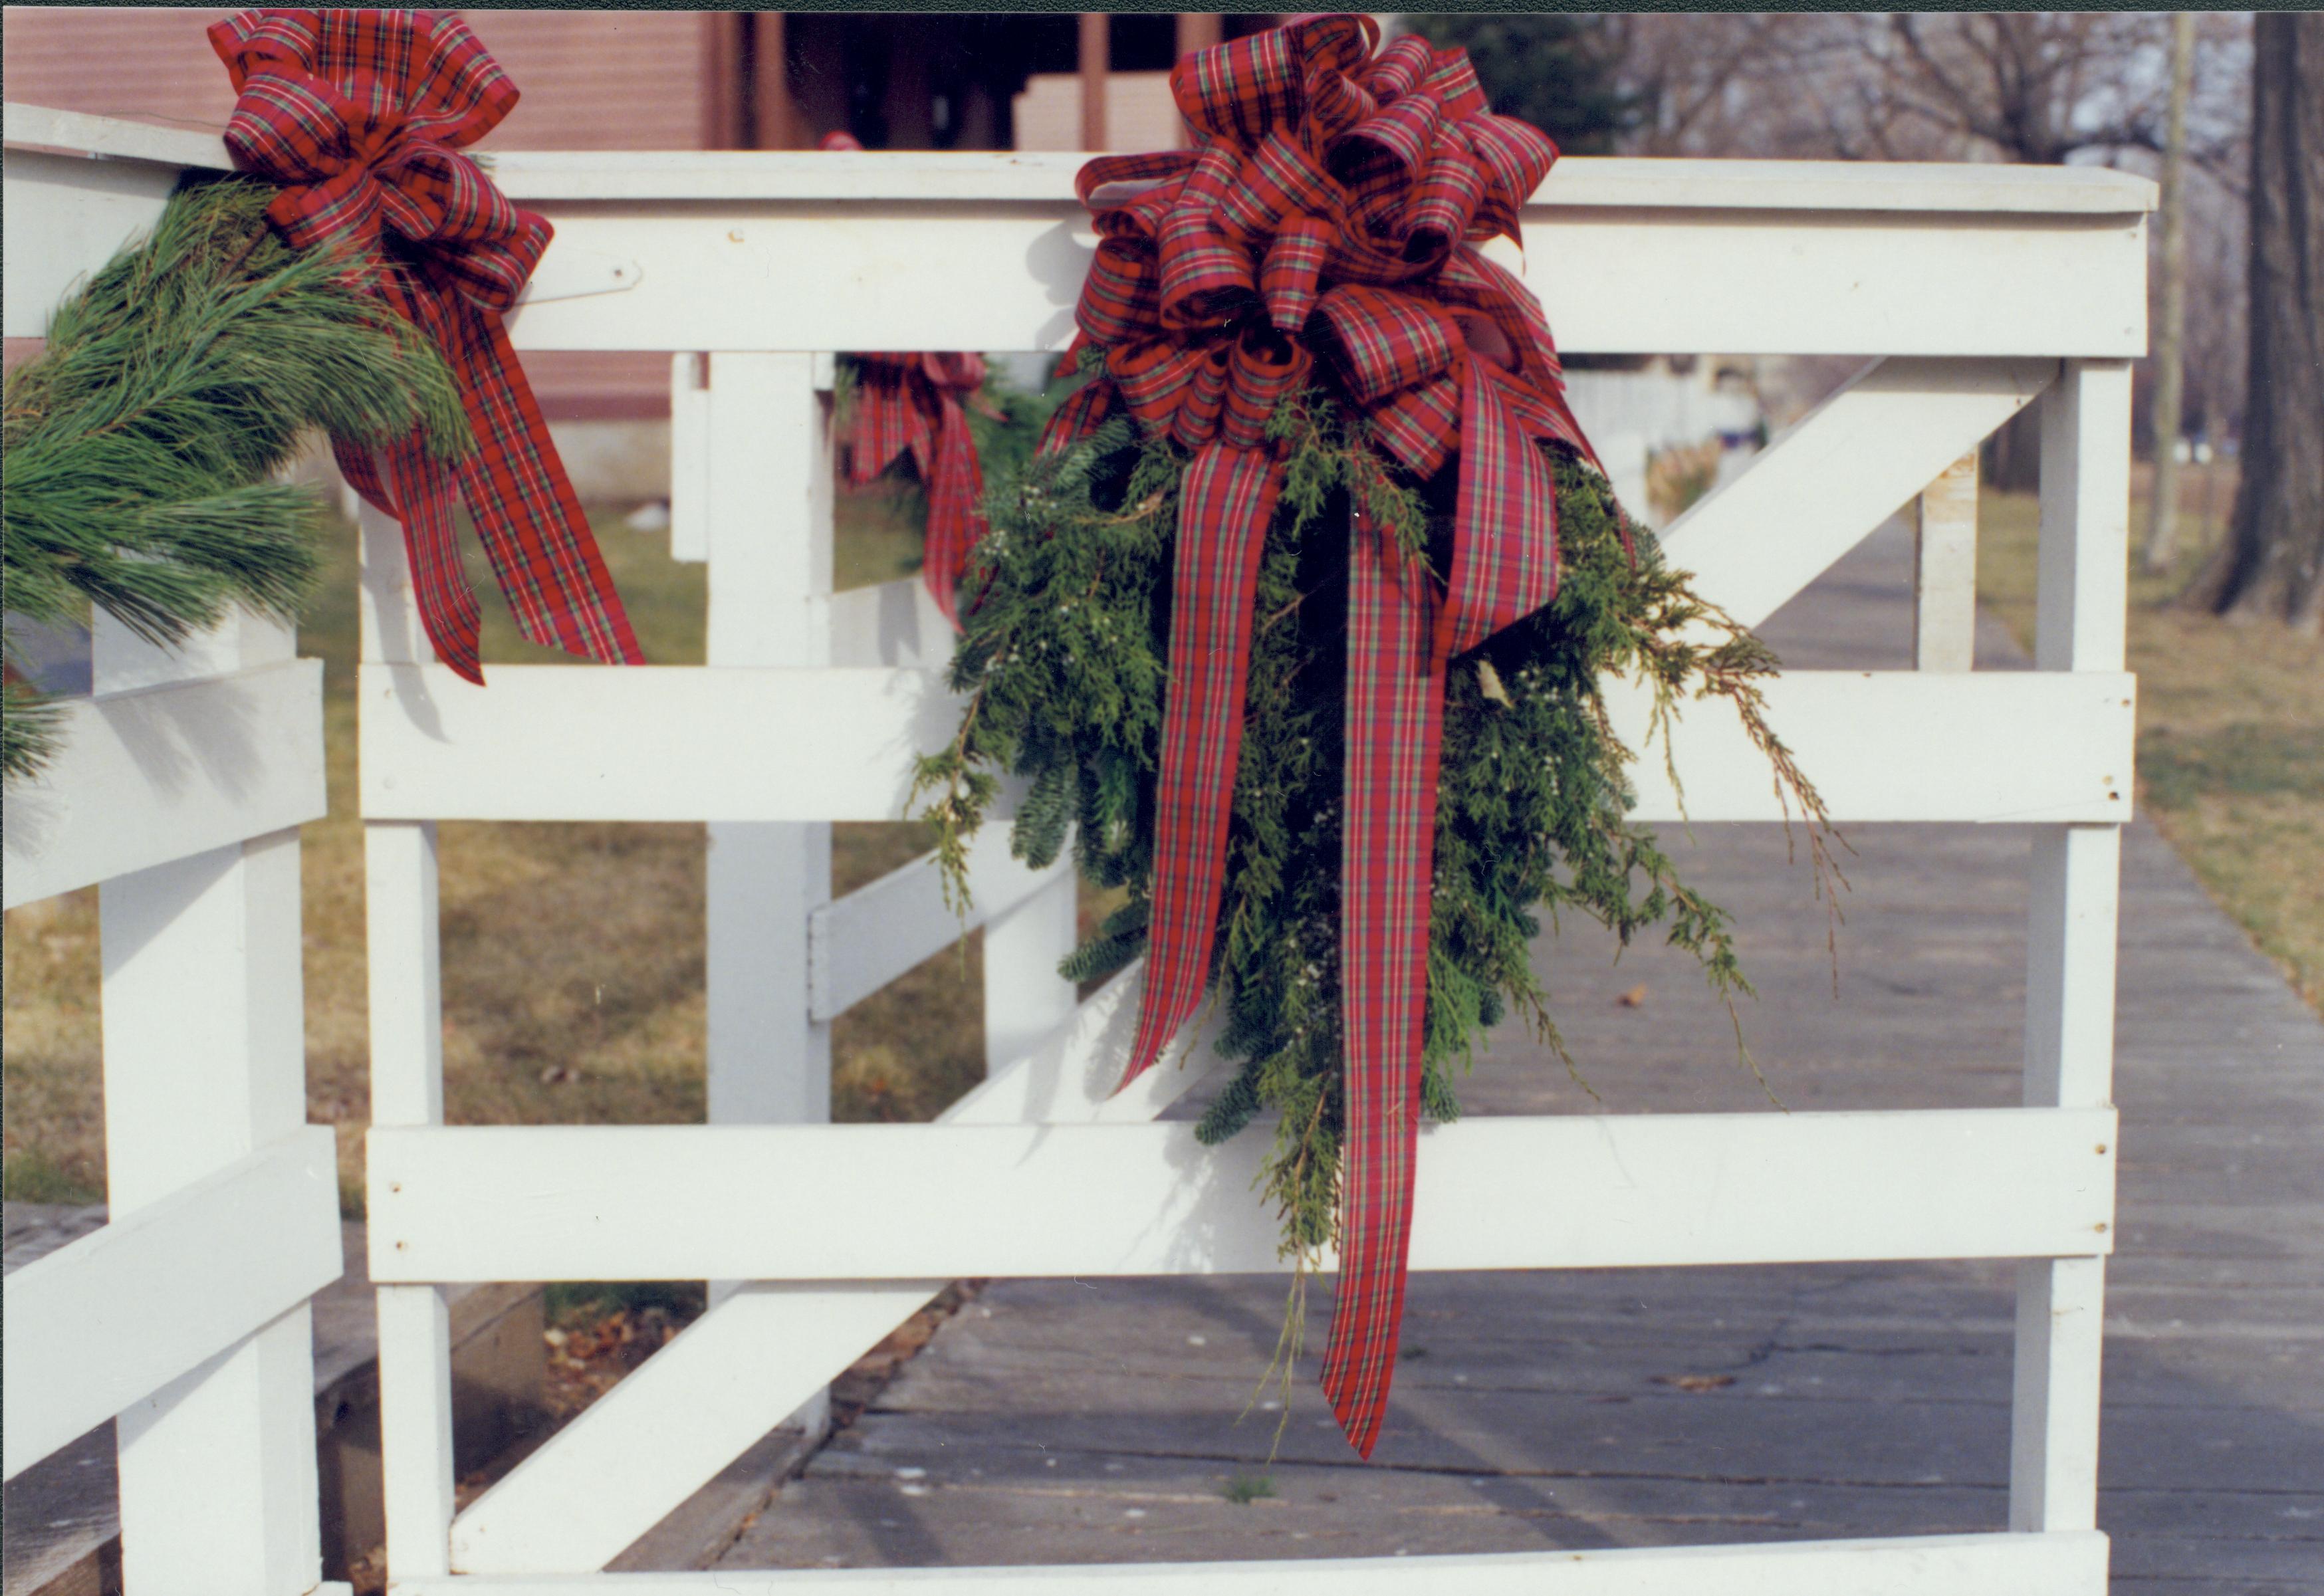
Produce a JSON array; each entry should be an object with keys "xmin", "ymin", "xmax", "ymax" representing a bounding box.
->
[
  {"xmin": 1913, "ymin": 450, "xmax": 1980, "ymax": 672},
  {"xmin": 2011, "ymin": 358, "xmax": 2130, "ymax": 1537},
  {"xmin": 702, "ymin": 351, "xmax": 836, "ymax": 1434},
  {"xmin": 94, "ymin": 608, "xmax": 326, "ymax": 1595},
  {"xmin": 667, "ymin": 352, "xmax": 712, "ymax": 564},
  {"xmin": 359, "ymin": 502, "xmax": 463, "ymax": 1578},
  {"xmin": 982, "ymin": 874, "xmax": 1079, "ymax": 1077}
]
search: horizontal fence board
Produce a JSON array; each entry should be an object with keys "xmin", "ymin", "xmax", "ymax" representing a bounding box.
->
[
  {"xmin": 3, "ymin": 660, "xmax": 327, "ymax": 910},
  {"xmin": 480, "ymin": 150, "xmax": 2154, "ymax": 214},
  {"xmin": 356, "ymin": 663, "xmax": 961, "ymax": 822},
  {"xmin": 499, "ymin": 207, "xmax": 2145, "ymax": 358},
  {"xmin": 358, "ymin": 665, "xmax": 2133, "ymax": 828},
  {"xmin": 2, "ymin": 103, "xmax": 224, "ymax": 168},
  {"xmin": 1605, "ymin": 670, "xmax": 2134, "ymax": 826},
  {"xmin": 810, "ymin": 828, "xmax": 1070, "ymax": 1020},
  {"xmin": 370, "ymin": 1107, "xmax": 2115, "ymax": 1286},
  {"xmin": 450, "ymin": 967, "xmax": 1222, "ymax": 1575},
  {"xmin": 2, "ymin": 1127, "xmax": 342, "ymax": 1480},
  {"xmin": 425, "ymin": 1530, "xmax": 2107, "ymax": 1593},
  {"xmin": 5, "ymin": 108, "xmax": 2153, "ymax": 353}
]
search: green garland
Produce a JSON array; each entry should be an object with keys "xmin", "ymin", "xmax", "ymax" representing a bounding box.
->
[
  {"xmin": 3, "ymin": 175, "xmax": 469, "ymax": 780},
  {"xmin": 917, "ymin": 382, "xmax": 1839, "ymax": 1265}
]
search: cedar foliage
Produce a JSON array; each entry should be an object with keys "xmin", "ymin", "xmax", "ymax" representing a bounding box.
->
[
  {"xmin": 916, "ymin": 384, "xmax": 1837, "ymax": 1264},
  {"xmin": 3, "ymin": 175, "xmax": 470, "ymax": 779}
]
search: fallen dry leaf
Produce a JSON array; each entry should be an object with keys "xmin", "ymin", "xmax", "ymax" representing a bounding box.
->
[{"xmin": 1654, "ymin": 1373, "xmax": 1736, "ymax": 1393}]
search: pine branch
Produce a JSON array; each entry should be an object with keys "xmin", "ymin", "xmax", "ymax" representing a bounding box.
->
[{"xmin": 3, "ymin": 175, "xmax": 470, "ymax": 781}]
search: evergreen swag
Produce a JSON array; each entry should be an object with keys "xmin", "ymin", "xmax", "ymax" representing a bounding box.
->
[
  {"xmin": 916, "ymin": 377, "xmax": 1840, "ymax": 1267},
  {"xmin": 2, "ymin": 175, "xmax": 469, "ymax": 780}
]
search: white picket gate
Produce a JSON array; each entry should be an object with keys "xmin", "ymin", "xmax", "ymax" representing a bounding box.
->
[{"xmin": 5, "ymin": 104, "xmax": 2149, "ymax": 1595}]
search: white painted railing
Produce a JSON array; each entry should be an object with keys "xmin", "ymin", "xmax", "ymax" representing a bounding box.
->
[
  {"xmin": 4, "ymin": 102, "xmax": 2150, "ymax": 1596},
  {"xmin": 1, "ymin": 156, "xmax": 345, "ymax": 1590}
]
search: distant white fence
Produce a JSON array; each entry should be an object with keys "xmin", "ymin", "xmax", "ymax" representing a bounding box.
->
[
  {"xmin": 1564, "ymin": 366, "xmax": 1762, "ymax": 453},
  {"xmin": 4, "ymin": 102, "xmax": 2149, "ymax": 1596},
  {"xmin": 0, "ymin": 166, "xmax": 344, "ymax": 1589}
]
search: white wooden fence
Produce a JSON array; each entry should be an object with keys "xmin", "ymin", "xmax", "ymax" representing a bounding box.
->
[
  {"xmin": 4, "ymin": 112, "xmax": 346, "ymax": 1595},
  {"xmin": 4, "ymin": 104, "xmax": 2149, "ymax": 1595}
]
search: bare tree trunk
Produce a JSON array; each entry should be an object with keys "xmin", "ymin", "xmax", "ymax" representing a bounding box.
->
[
  {"xmin": 2142, "ymin": 13, "xmax": 2196, "ymax": 575},
  {"xmin": 2188, "ymin": 13, "xmax": 2324, "ymax": 630}
]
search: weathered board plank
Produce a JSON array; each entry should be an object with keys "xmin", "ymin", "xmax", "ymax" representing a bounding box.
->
[{"xmin": 356, "ymin": 664, "xmax": 2131, "ymax": 826}]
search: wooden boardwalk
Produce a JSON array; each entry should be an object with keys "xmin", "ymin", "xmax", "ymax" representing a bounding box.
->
[{"xmin": 697, "ymin": 519, "xmax": 2324, "ymax": 1592}]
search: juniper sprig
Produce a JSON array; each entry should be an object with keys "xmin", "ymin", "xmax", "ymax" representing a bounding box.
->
[{"xmin": 912, "ymin": 383, "xmax": 1835, "ymax": 1266}]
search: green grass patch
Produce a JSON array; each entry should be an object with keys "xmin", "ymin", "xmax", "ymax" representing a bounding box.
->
[
  {"xmin": 1978, "ymin": 468, "xmax": 2323, "ymax": 1012},
  {"xmin": 4, "ymin": 471, "xmax": 1001, "ymax": 1213},
  {"xmin": 2141, "ymin": 725, "xmax": 2324, "ymax": 811},
  {"xmin": 1222, "ymin": 1471, "xmax": 1278, "ymax": 1505},
  {"xmin": 1, "ymin": 1143, "xmax": 103, "ymax": 1204}
]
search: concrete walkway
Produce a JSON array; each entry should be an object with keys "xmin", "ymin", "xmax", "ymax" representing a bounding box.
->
[{"xmin": 722, "ymin": 521, "xmax": 2323, "ymax": 1589}]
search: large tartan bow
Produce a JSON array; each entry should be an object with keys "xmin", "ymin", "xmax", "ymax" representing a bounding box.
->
[
  {"xmin": 842, "ymin": 352, "xmax": 999, "ymax": 625},
  {"xmin": 1042, "ymin": 14, "xmax": 1597, "ymax": 1458},
  {"xmin": 210, "ymin": 9, "xmax": 641, "ymax": 683}
]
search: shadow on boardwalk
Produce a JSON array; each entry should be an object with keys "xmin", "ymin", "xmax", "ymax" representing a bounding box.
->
[{"xmin": 713, "ymin": 523, "xmax": 2323, "ymax": 1593}]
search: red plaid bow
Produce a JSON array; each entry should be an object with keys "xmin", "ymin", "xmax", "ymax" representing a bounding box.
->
[
  {"xmin": 210, "ymin": 9, "xmax": 641, "ymax": 683},
  {"xmin": 841, "ymin": 352, "xmax": 1000, "ymax": 625},
  {"xmin": 1042, "ymin": 14, "xmax": 1599, "ymax": 1459}
]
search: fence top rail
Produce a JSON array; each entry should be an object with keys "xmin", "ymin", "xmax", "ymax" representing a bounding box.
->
[{"xmin": 4, "ymin": 102, "xmax": 2156, "ymax": 217}]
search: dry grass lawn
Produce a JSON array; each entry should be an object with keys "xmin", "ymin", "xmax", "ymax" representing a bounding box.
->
[
  {"xmin": 1978, "ymin": 462, "xmax": 2322, "ymax": 1012},
  {"xmin": 3, "ymin": 483, "xmax": 994, "ymax": 1208}
]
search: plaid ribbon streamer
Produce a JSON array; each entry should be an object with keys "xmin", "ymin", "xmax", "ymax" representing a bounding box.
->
[
  {"xmin": 210, "ymin": 9, "xmax": 641, "ymax": 683},
  {"xmin": 822, "ymin": 128, "xmax": 996, "ymax": 626},
  {"xmin": 1042, "ymin": 13, "xmax": 1599, "ymax": 1458},
  {"xmin": 840, "ymin": 352, "xmax": 999, "ymax": 625}
]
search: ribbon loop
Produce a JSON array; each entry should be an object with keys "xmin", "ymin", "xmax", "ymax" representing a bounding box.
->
[
  {"xmin": 212, "ymin": 7, "xmax": 640, "ymax": 683},
  {"xmin": 1402, "ymin": 131, "xmax": 1487, "ymax": 265},
  {"xmin": 1173, "ymin": 15, "xmax": 1375, "ymax": 144},
  {"xmin": 1221, "ymin": 331, "xmax": 1311, "ymax": 451},
  {"xmin": 1334, "ymin": 86, "xmax": 1441, "ymax": 185},
  {"xmin": 1217, "ymin": 131, "xmax": 1334, "ymax": 246},
  {"xmin": 1460, "ymin": 114, "xmax": 1562, "ymax": 245},
  {"xmin": 1171, "ymin": 348, "xmax": 1233, "ymax": 451},
  {"xmin": 1109, "ymin": 341, "xmax": 1212, "ymax": 435},
  {"xmin": 1260, "ymin": 217, "xmax": 1332, "ymax": 333},
  {"xmin": 1159, "ymin": 146, "xmax": 1260, "ymax": 328},
  {"xmin": 1312, "ymin": 286, "xmax": 1458, "ymax": 405},
  {"xmin": 1080, "ymin": 235, "xmax": 1163, "ymax": 347},
  {"xmin": 1361, "ymin": 33, "xmax": 1437, "ymax": 102}
]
